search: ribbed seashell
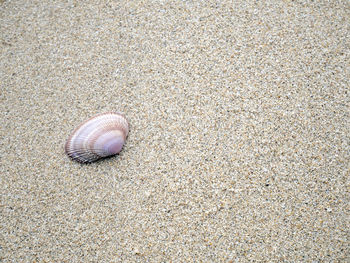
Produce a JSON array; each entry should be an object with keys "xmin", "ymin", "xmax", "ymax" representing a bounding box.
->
[{"xmin": 65, "ymin": 112, "xmax": 129, "ymax": 163}]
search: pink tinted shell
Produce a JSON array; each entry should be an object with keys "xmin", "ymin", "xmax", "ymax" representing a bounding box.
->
[{"xmin": 65, "ymin": 112, "xmax": 129, "ymax": 163}]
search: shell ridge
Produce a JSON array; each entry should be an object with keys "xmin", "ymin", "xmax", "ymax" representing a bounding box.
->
[
  {"xmin": 66, "ymin": 149, "xmax": 99, "ymax": 162},
  {"xmin": 67, "ymin": 147, "xmax": 110, "ymax": 157}
]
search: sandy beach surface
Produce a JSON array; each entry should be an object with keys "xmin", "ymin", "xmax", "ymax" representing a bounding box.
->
[{"xmin": 1, "ymin": 0, "xmax": 349, "ymax": 262}]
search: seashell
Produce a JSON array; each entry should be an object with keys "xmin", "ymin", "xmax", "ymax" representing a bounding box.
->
[{"xmin": 65, "ymin": 112, "xmax": 129, "ymax": 163}]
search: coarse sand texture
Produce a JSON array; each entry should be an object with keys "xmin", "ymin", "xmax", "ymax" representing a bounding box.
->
[{"xmin": 1, "ymin": 0, "xmax": 349, "ymax": 262}]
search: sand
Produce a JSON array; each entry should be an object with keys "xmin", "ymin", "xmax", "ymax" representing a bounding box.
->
[{"xmin": 1, "ymin": 0, "xmax": 349, "ymax": 262}]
